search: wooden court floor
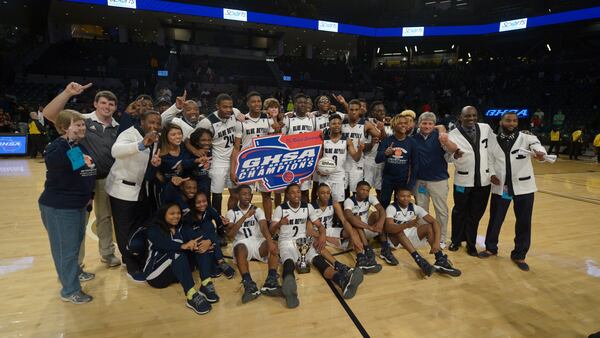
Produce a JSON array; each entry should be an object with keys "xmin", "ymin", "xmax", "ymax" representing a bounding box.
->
[{"xmin": 0, "ymin": 157, "xmax": 599, "ymax": 337}]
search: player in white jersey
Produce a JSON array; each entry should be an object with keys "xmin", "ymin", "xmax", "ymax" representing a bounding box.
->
[
  {"xmin": 342, "ymin": 99, "xmax": 380, "ymax": 196},
  {"xmin": 225, "ymin": 185, "xmax": 282, "ymax": 304},
  {"xmin": 282, "ymin": 93, "xmax": 316, "ymax": 202},
  {"xmin": 230, "ymin": 92, "xmax": 278, "ymax": 220},
  {"xmin": 385, "ymin": 188, "xmax": 461, "ymax": 278},
  {"xmin": 195, "ymin": 93, "xmax": 238, "ymax": 214},
  {"xmin": 271, "ymin": 183, "xmax": 321, "ymax": 308},
  {"xmin": 363, "ymin": 101, "xmax": 392, "ymax": 199},
  {"xmin": 308, "ymin": 183, "xmax": 364, "ymax": 299},
  {"xmin": 317, "ymin": 114, "xmax": 360, "ymax": 203},
  {"xmin": 343, "ymin": 181, "xmax": 386, "ymax": 273}
]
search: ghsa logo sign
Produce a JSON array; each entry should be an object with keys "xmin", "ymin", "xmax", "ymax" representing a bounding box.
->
[
  {"xmin": 485, "ymin": 109, "xmax": 529, "ymax": 118},
  {"xmin": 235, "ymin": 131, "xmax": 322, "ymax": 192}
]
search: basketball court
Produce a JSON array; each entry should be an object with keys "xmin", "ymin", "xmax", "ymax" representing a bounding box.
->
[{"xmin": 1, "ymin": 158, "xmax": 599, "ymax": 337}]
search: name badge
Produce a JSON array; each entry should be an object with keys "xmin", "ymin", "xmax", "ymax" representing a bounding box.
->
[
  {"xmin": 502, "ymin": 185, "xmax": 513, "ymax": 200},
  {"xmin": 66, "ymin": 146, "xmax": 85, "ymax": 170},
  {"xmin": 455, "ymin": 185, "xmax": 465, "ymax": 193}
]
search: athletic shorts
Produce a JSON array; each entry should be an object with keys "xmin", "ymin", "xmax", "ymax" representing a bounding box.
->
[
  {"xmin": 345, "ymin": 167, "xmax": 364, "ymax": 192},
  {"xmin": 209, "ymin": 165, "xmax": 235, "ymax": 193},
  {"xmin": 325, "ymin": 227, "xmax": 350, "ymax": 250},
  {"xmin": 388, "ymin": 227, "xmax": 429, "ymax": 249},
  {"xmin": 363, "ymin": 163, "xmax": 383, "ymax": 190},
  {"xmin": 364, "ymin": 228, "xmax": 379, "ymax": 240},
  {"xmin": 279, "ymin": 239, "xmax": 317, "ymax": 264},
  {"xmin": 233, "ymin": 237, "xmax": 268, "ymax": 263}
]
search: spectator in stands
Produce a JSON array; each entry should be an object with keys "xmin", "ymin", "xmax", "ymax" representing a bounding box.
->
[
  {"xmin": 548, "ymin": 127, "xmax": 561, "ymax": 157},
  {"xmin": 0, "ymin": 108, "xmax": 12, "ymax": 132},
  {"xmin": 38, "ymin": 109, "xmax": 96, "ymax": 304},
  {"xmin": 156, "ymin": 98, "xmax": 171, "ymax": 114},
  {"xmin": 533, "ymin": 108, "xmax": 544, "ymax": 122},
  {"xmin": 150, "ymin": 56, "xmax": 158, "ymax": 70},
  {"xmin": 594, "ymin": 131, "xmax": 600, "ymax": 164},
  {"xmin": 552, "ymin": 110, "xmax": 565, "ymax": 128},
  {"xmin": 569, "ymin": 126, "xmax": 584, "ymax": 160},
  {"xmin": 28, "ymin": 111, "xmax": 46, "ymax": 158}
]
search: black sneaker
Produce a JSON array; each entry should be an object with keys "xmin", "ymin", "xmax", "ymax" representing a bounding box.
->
[
  {"xmin": 281, "ymin": 274, "xmax": 299, "ymax": 309},
  {"xmin": 241, "ymin": 279, "xmax": 261, "ymax": 304},
  {"xmin": 186, "ymin": 292, "xmax": 211, "ymax": 315},
  {"xmin": 434, "ymin": 254, "xmax": 462, "ymax": 277},
  {"xmin": 379, "ymin": 245, "xmax": 399, "ymax": 266},
  {"xmin": 341, "ymin": 268, "xmax": 364, "ymax": 300},
  {"xmin": 335, "ymin": 263, "xmax": 350, "ymax": 276},
  {"xmin": 355, "ymin": 252, "xmax": 382, "ymax": 274},
  {"xmin": 219, "ymin": 262, "xmax": 235, "ymax": 279},
  {"xmin": 60, "ymin": 291, "xmax": 93, "ymax": 304},
  {"xmin": 261, "ymin": 274, "xmax": 283, "ymax": 297},
  {"xmin": 211, "ymin": 266, "xmax": 223, "ymax": 278},
  {"xmin": 416, "ymin": 258, "xmax": 434, "ymax": 278},
  {"xmin": 366, "ymin": 248, "xmax": 383, "ymax": 273},
  {"xmin": 200, "ymin": 282, "xmax": 220, "ymax": 303}
]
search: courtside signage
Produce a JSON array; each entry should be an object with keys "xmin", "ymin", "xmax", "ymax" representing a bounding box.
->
[
  {"xmin": 0, "ymin": 135, "xmax": 27, "ymax": 155},
  {"xmin": 499, "ymin": 18, "xmax": 528, "ymax": 32},
  {"xmin": 235, "ymin": 131, "xmax": 322, "ymax": 191},
  {"xmin": 318, "ymin": 20, "xmax": 339, "ymax": 33},
  {"xmin": 485, "ymin": 109, "xmax": 529, "ymax": 118},
  {"xmin": 223, "ymin": 8, "xmax": 248, "ymax": 22},
  {"xmin": 107, "ymin": 0, "xmax": 136, "ymax": 9},
  {"xmin": 402, "ymin": 27, "xmax": 425, "ymax": 37}
]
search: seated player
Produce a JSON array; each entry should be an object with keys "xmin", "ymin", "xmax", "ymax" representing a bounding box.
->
[
  {"xmin": 144, "ymin": 203, "xmax": 213, "ymax": 315},
  {"xmin": 270, "ymin": 183, "xmax": 317, "ymax": 308},
  {"xmin": 225, "ymin": 185, "xmax": 282, "ymax": 304},
  {"xmin": 385, "ymin": 188, "xmax": 461, "ymax": 278},
  {"xmin": 310, "ymin": 183, "xmax": 364, "ymax": 299},
  {"xmin": 343, "ymin": 181, "xmax": 386, "ymax": 273}
]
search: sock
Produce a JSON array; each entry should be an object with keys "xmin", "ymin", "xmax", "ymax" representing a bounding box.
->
[
  {"xmin": 334, "ymin": 261, "xmax": 346, "ymax": 271},
  {"xmin": 201, "ymin": 277, "xmax": 213, "ymax": 286},
  {"xmin": 410, "ymin": 251, "xmax": 423, "ymax": 263},
  {"xmin": 332, "ymin": 272, "xmax": 344, "ymax": 287},
  {"xmin": 186, "ymin": 288, "xmax": 198, "ymax": 300},
  {"xmin": 380, "ymin": 240, "xmax": 390, "ymax": 249},
  {"xmin": 267, "ymin": 269, "xmax": 277, "ymax": 278},
  {"xmin": 242, "ymin": 272, "xmax": 252, "ymax": 282},
  {"xmin": 312, "ymin": 255, "xmax": 330, "ymax": 274},
  {"xmin": 434, "ymin": 251, "xmax": 444, "ymax": 260}
]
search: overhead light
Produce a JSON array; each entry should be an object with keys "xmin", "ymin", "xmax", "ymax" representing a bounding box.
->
[
  {"xmin": 404, "ymin": 46, "xmax": 409, "ymax": 52},
  {"xmin": 434, "ymin": 49, "xmax": 446, "ymax": 53},
  {"xmin": 425, "ymin": 1, "xmax": 437, "ymax": 5},
  {"xmin": 414, "ymin": 46, "xmax": 418, "ymax": 52},
  {"xmin": 451, "ymin": 44, "xmax": 455, "ymax": 49},
  {"xmin": 376, "ymin": 47, "xmax": 380, "ymax": 53},
  {"xmin": 456, "ymin": 3, "xmax": 468, "ymax": 6},
  {"xmin": 546, "ymin": 43, "xmax": 551, "ymax": 51},
  {"xmin": 468, "ymin": 52, "xmax": 471, "ymax": 58}
]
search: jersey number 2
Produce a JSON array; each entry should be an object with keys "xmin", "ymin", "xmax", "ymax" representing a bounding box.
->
[{"xmin": 224, "ymin": 135, "xmax": 235, "ymax": 148}]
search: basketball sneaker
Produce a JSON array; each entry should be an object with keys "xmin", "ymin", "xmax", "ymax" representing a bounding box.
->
[
  {"xmin": 242, "ymin": 279, "xmax": 261, "ymax": 304},
  {"xmin": 434, "ymin": 254, "xmax": 462, "ymax": 277},
  {"xmin": 340, "ymin": 268, "xmax": 364, "ymax": 300},
  {"xmin": 379, "ymin": 245, "xmax": 399, "ymax": 266},
  {"xmin": 261, "ymin": 274, "xmax": 282, "ymax": 297},
  {"xmin": 187, "ymin": 292, "xmax": 211, "ymax": 315},
  {"xmin": 200, "ymin": 282, "xmax": 220, "ymax": 303}
]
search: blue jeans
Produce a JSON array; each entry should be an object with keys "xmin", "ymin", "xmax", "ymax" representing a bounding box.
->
[{"xmin": 39, "ymin": 203, "xmax": 87, "ymax": 297}]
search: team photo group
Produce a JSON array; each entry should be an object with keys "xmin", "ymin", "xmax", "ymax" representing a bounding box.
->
[{"xmin": 38, "ymin": 80, "xmax": 549, "ymax": 315}]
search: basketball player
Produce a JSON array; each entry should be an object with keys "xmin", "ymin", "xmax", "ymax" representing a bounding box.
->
[
  {"xmin": 343, "ymin": 181, "xmax": 386, "ymax": 273},
  {"xmin": 270, "ymin": 183, "xmax": 319, "ymax": 308},
  {"xmin": 318, "ymin": 114, "xmax": 360, "ymax": 204},
  {"xmin": 310, "ymin": 183, "xmax": 364, "ymax": 299},
  {"xmin": 195, "ymin": 93, "xmax": 238, "ymax": 214},
  {"xmin": 385, "ymin": 188, "xmax": 461, "ymax": 278},
  {"xmin": 282, "ymin": 93, "xmax": 316, "ymax": 202},
  {"xmin": 230, "ymin": 92, "xmax": 275, "ymax": 219},
  {"xmin": 342, "ymin": 99, "xmax": 381, "ymax": 197},
  {"xmin": 363, "ymin": 101, "xmax": 392, "ymax": 200},
  {"xmin": 225, "ymin": 185, "xmax": 282, "ymax": 303},
  {"xmin": 479, "ymin": 111, "xmax": 548, "ymax": 271}
]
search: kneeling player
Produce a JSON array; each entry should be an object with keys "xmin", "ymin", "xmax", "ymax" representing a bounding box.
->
[
  {"xmin": 226, "ymin": 185, "xmax": 282, "ymax": 304},
  {"xmin": 385, "ymin": 188, "xmax": 461, "ymax": 278},
  {"xmin": 310, "ymin": 183, "xmax": 364, "ymax": 299},
  {"xmin": 343, "ymin": 181, "xmax": 387, "ymax": 273}
]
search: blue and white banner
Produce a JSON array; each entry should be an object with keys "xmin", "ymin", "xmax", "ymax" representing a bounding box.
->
[{"xmin": 235, "ymin": 131, "xmax": 322, "ymax": 192}]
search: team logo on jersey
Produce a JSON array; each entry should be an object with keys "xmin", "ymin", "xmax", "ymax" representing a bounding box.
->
[{"xmin": 235, "ymin": 131, "xmax": 322, "ymax": 191}]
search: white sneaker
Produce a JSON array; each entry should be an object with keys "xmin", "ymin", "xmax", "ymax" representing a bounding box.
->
[{"xmin": 440, "ymin": 242, "xmax": 447, "ymax": 250}]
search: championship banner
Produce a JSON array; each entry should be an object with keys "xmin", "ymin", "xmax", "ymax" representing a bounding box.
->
[{"xmin": 235, "ymin": 131, "xmax": 322, "ymax": 192}]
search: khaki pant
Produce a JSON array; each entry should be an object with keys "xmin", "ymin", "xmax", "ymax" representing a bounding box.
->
[
  {"xmin": 78, "ymin": 178, "xmax": 116, "ymax": 266},
  {"xmin": 413, "ymin": 179, "xmax": 449, "ymax": 242}
]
